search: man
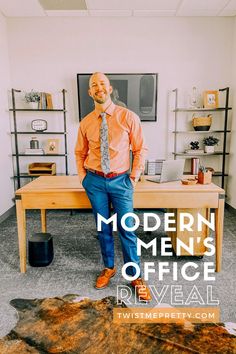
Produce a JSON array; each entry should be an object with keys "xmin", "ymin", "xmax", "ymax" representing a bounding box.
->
[{"xmin": 75, "ymin": 72, "xmax": 151, "ymax": 301}]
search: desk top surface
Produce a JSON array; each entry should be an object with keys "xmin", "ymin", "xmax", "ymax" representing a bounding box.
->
[{"xmin": 16, "ymin": 176, "xmax": 225, "ymax": 195}]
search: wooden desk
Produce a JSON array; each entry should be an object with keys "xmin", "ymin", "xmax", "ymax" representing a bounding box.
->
[{"xmin": 15, "ymin": 176, "xmax": 225, "ymax": 273}]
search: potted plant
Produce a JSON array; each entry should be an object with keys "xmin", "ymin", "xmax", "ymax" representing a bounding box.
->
[
  {"xmin": 198, "ymin": 166, "xmax": 212, "ymax": 184},
  {"xmin": 25, "ymin": 90, "xmax": 40, "ymax": 109},
  {"xmin": 203, "ymin": 136, "xmax": 219, "ymax": 153}
]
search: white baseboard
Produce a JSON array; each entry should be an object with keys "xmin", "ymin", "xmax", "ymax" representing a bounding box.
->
[{"xmin": 0, "ymin": 206, "xmax": 15, "ymax": 224}]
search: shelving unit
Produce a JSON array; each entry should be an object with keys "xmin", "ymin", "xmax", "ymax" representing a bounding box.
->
[
  {"xmin": 172, "ymin": 87, "xmax": 231, "ymax": 189},
  {"xmin": 10, "ymin": 88, "xmax": 69, "ymax": 189}
]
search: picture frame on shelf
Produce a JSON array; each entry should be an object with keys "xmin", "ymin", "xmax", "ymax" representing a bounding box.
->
[
  {"xmin": 203, "ymin": 90, "xmax": 219, "ymax": 109},
  {"xmin": 45, "ymin": 138, "xmax": 60, "ymax": 154}
]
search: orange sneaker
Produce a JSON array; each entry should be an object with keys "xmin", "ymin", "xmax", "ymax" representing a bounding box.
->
[
  {"xmin": 95, "ymin": 268, "xmax": 116, "ymax": 289},
  {"xmin": 131, "ymin": 278, "xmax": 152, "ymax": 301}
]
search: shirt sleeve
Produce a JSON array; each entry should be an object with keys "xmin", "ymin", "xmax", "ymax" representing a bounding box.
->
[
  {"xmin": 128, "ymin": 112, "xmax": 148, "ymax": 179},
  {"xmin": 74, "ymin": 123, "xmax": 88, "ymax": 181}
]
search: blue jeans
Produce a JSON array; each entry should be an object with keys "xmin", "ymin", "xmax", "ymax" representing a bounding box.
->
[{"xmin": 82, "ymin": 171, "xmax": 139, "ymax": 276}]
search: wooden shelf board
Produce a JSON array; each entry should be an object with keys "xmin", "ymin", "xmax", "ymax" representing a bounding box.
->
[
  {"xmin": 173, "ymin": 152, "xmax": 229, "ymax": 156},
  {"xmin": 11, "ymin": 132, "xmax": 66, "ymax": 135},
  {"xmin": 12, "ymin": 173, "xmax": 68, "ymax": 179},
  {"xmin": 173, "ymin": 107, "xmax": 232, "ymax": 112},
  {"xmin": 13, "ymin": 154, "xmax": 67, "ymax": 157},
  {"xmin": 9, "ymin": 109, "xmax": 65, "ymax": 112},
  {"xmin": 184, "ymin": 171, "xmax": 228, "ymax": 177}
]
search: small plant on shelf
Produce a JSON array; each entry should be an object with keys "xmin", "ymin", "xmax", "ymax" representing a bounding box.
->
[
  {"xmin": 198, "ymin": 166, "xmax": 212, "ymax": 184},
  {"xmin": 198, "ymin": 165, "xmax": 212, "ymax": 184},
  {"xmin": 203, "ymin": 136, "xmax": 219, "ymax": 146},
  {"xmin": 25, "ymin": 90, "xmax": 40, "ymax": 103},
  {"xmin": 199, "ymin": 166, "xmax": 207, "ymax": 173},
  {"xmin": 203, "ymin": 136, "xmax": 219, "ymax": 153}
]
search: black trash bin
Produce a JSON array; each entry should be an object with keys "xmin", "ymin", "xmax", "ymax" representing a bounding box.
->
[{"xmin": 28, "ymin": 233, "xmax": 54, "ymax": 267}]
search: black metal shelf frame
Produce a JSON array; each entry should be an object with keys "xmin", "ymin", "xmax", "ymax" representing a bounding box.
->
[
  {"xmin": 173, "ymin": 152, "xmax": 229, "ymax": 156},
  {"xmin": 10, "ymin": 88, "xmax": 69, "ymax": 189},
  {"xmin": 12, "ymin": 173, "xmax": 67, "ymax": 179},
  {"xmin": 183, "ymin": 171, "xmax": 228, "ymax": 177},
  {"xmin": 9, "ymin": 108, "xmax": 66, "ymax": 112},
  {"xmin": 12, "ymin": 154, "xmax": 68, "ymax": 156},
  {"xmin": 11, "ymin": 132, "xmax": 67, "ymax": 135},
  {"xmin": 173, "ymin": 107, "xmax": 232, "ymax": 112},
  {"xmin": 172, "ymin": 87, "xmax": 231, "ymax": 189},
  {"xmin": 173, "ymin": 130, "xmax": 231, "ymax": 134}
]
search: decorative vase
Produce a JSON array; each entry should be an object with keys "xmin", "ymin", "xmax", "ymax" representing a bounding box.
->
[
  {"xmin": 30, "ymin": 137, "xmax": 39, "ymax": 149},
  {"xmin": 28, "ymin": 101, "xmax": 39, "ymax": 110},
  {"xmin": 189, "ymin": 87, "xmax": 201, "ymax": 108},
  {"xmin": 198, "ymin": 171, "xmax": 212, "ymax": 184},
  {"xmin": 204, "ymin": 145, "xmax": 214, "ymax": 153},
  {"xmin": 191, "ymin": 158, "xmax": 200, "ymax": 175}
]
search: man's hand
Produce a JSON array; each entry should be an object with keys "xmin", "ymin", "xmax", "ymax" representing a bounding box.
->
[
  {"xmin": 129, "ymin": 177, "xmax": 137, "ymax": 188},
  {"xmin": 80, "ymin": 174, "xmax": 86, "ymax": 185}
]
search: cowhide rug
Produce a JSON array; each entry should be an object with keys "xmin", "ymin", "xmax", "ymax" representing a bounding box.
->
[{"xmin": 0, "ymin": 295, "xmax": 235, "ymax": 354}]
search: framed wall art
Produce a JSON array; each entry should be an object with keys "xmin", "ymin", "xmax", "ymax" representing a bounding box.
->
[{"xmin": 77, "ymin": 73, "xmax": 158, "ymax": 122}]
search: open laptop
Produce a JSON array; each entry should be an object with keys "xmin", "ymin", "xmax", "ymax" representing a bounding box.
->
[{"xmin": 147, "ymin": 159, "xmax": 185, "ymax": 183}]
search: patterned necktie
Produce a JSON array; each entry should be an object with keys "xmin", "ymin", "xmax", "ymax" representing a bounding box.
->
[{"xmin": 100, "ymin": 112, "xmax": 110, "ymax": 174}]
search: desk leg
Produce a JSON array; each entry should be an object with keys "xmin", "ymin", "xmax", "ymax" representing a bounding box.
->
[
  {"xmin": 215, "ymin": 196, "xmax": 225, "ymax": 272},
  {"xmin": 16, "ymin": 199, "xmax": 26, "ymax": 273},
  {"xmin": 206, "ymin": 208, "xmax": 210, "ymax": 237},
  {"xmin": 41, "ymin": 209, "xmax": 47, "ymax": 233}
]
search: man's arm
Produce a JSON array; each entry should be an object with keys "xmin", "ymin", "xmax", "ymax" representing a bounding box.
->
[
  {"xmin": 74, "ymin": 124, "xmax": 88, "ymax": 182},
  {"xmin": 129, "ymin": 113, "xmax": 148, "ymax": 181}
]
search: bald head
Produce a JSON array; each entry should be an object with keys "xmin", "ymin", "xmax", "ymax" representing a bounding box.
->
[{"xmin": 89, "ymin": 72, "xmax": 110, "ymax": 88}]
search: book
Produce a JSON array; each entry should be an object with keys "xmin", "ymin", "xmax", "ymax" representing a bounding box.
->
[
  {"xmin": 24, "ymin": 148, "xmax": 44, "ymax": 155},
  {"xmin": 39, "ymin": 92, "xmax": 42, "ymax": 109},
  {"xmin": 39, "ymin": 92, "xmax": 47, "ymax": 110},
  {"xmin": 46, "ymin": 93, "xmax": 53, "ymax": 109}
]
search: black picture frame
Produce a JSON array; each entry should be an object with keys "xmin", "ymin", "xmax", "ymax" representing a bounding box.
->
[{"xmin": 77, "ymin": 73, "xmax": 158, "ymax": 122}]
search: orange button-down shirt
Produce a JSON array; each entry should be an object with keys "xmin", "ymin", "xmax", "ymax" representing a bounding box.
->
[{"xmin": 75, "ymin": 102, "xmax": 148, "ymax": 181}]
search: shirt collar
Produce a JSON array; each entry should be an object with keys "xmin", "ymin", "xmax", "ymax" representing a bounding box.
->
[{"xmin": 94, "ymin": 102, "xmax": 116, "ymax": 118}]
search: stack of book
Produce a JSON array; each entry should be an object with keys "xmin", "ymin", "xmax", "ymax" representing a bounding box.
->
[
  {"xmin": 185, "ymin": 149, "xmax": 204, "ymax": 154},
  {"xmin": 39, "ymin": 92, "xmax": 53, "ymax": 109},
  {"xmin": 25, "ymin": 148, "xmax": 44, "ymax": 155}
]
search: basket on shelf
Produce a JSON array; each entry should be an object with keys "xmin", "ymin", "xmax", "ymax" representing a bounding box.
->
[{"xmin": 192, "ymin": 114, "xmax": 212, "ymax": 131}]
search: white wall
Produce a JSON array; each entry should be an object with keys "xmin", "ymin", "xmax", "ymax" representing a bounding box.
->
[
  {"xmin": 4, "ymin": 16, "xmax": 235, "ymax": 205},
  {"xmin": 0, "ymin": 12, "xmax": 14, "ymax": 216},
  {"xmin": 227, "ymin": 17, "xmax": 236, "ymax": 209}
]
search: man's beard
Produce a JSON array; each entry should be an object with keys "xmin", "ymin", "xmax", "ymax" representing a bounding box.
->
[
  {"xmin": 94, "ymin": 97, "xmax": 107, "ymax": 104},
  {"xmin": 93, "ymin": 92, "xmax": 109, "ymax": 104}
]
